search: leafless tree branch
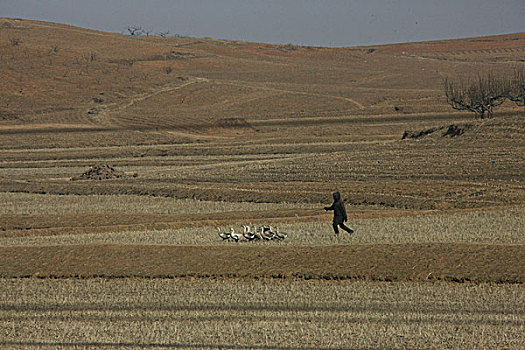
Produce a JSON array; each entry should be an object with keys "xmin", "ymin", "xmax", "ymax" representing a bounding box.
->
[
  {"xmin": 444, "ymin": 72, "xmax": 508, "ymax": 119},
  {"xmin": 506, "ymin": 66, "xmax": 525, "ymax": 107}
]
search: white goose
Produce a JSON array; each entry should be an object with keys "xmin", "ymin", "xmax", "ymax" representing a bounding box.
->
[
  {"xmin": 243, "ymin": 225, "xmax": 256, "ymax": 241},
  {"xmin": 267, "ymin": 226, "xmax": 279, "ymax": 239},
  {"xmin": 230, "ymin": 227, "xmax": 241, "ymax": 242},
  {"xmin": 217, "ymin": 227, "xmax": 230, "ymax": 240},
  {"xmin": 252, "ymin": 226, "xmax": 263, "ymax": 240},
  {"xmin": 260, "ymin": 226, "xmax": 273, "ymax": 240},
  {"xmin": 273, "ymin": 228, "xmax": 288, "ymax": 240}
]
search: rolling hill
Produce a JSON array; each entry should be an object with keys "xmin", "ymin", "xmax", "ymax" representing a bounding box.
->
[{"xmin": 0, "ymin": 18, "xmax": 524, "ymax": 208}]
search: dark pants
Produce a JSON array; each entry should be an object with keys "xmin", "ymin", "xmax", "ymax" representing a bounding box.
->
[{"xmin": 333, "ymin": 222, "xmax": 353, "ymax": 234}]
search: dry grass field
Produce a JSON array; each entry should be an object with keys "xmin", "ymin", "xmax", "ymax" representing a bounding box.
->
[
  {"xmin": 1, "ymin": 18, "xmax": 524, "ymax": 348},
  {"xmin": 1, "ymin": 279, "xmax": 524, "ymax": 349}
]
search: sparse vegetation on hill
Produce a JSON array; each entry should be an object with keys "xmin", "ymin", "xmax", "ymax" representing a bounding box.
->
[{"xmin": 0, "ymin": 18, "xmax": 523, "ymax": 127}]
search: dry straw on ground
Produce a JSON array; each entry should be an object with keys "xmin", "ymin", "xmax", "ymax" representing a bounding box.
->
[
  {"xmin": 1, "ymin": 279, "xmax": 523, "ymax": 349},
  {"xmin": 0, "ymin": 192, "xmax": 317, "ymax": 216},
  {"xmin": 2, "ymin": 205, "xmax": 522, "ymax": 246}
]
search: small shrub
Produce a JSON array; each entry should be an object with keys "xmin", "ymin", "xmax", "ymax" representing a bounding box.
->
[
  {"xmin": 48, "ymin": 45, "xmax": 59, "ymax": 55},
  {"xmin": 9, "ymin": 38, "xmax": 20, "ymax": 47},
  {"xmin": 127, "ymin": 26, "xmax": 144, "ymax": 36}
]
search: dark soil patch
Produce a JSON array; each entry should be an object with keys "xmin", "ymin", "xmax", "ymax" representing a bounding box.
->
[
  {"xmin": 402, "ymin": 124, "xmax": 471, "ymax": 140},
  {"xmin": 216, "ymin": 117, "xmax": 254, "ymax": 130},
  {"xmin": 443, "ymin": 124, "xmax": 471, "ymax": 137},
  {"xmin": 402, "ymin": 127, "xmax": 439, "ymax": 139},
  {"xmin": 1, "ymin": 243, "xmax": 523, "ymax": 283},
  {"xmin": 92, "ymin": 96, "xmax": 104, "ymax": 104},
  {"xmin": 71, "ymin": 164, "xmax": 127, "ymax": 181},
  {"xmin": 0, "ymin": 112, "xmax": 16, "ymax": 121}
]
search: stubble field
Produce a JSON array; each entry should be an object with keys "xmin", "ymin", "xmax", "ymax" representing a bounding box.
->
[
  {"xmin": 1, "ymin": 18, "xmax": 524, "ymax": 349},
  {"xmin": 2, "ymin": 279, "xmax": 524, "ymax": 349}
]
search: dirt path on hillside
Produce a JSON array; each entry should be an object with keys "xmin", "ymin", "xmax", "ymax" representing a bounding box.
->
[
  {"xmin": 87, "ymin": 77, "xmax": 209, "ymax": 126},
  {"xmin": 114, "ymin": 77, "xmax": 209, "ymax": 112},
  {"xmin": 216, "ymin": 80, "xmax": 366, "ymax": 110}
]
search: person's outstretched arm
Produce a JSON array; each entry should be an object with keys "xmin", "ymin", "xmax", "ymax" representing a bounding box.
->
[{"xmin": 324, "ymin": 203, "xmax": 335, "ymax": 211}]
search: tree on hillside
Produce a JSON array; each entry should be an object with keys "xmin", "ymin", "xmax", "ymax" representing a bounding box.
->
[
  {"xmin": 444, "ymin": 73, "xmax": 508, "ymax": 119},
  {"xmin": 127, "ymin": 26, "xmax": 144, "ymax": 36},
  {"xmin": 506, "ymin": 67, "xmax": 525, "ymax": 106}
]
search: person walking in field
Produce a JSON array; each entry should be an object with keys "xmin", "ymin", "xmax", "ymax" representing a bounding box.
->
[{"xmin": 324, "ymin": 191, "xmax": 354, "ymax": 235}]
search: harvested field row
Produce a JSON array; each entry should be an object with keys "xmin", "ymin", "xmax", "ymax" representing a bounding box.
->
[
  {"xmin": 1, "ymin": 116, "xmax": 523, "ymax": 210},
  {"xmin": 1, "ymin": 207, "xmax": 523, "ymax": 245},
  {"xmin": 0, "ymin": 192, "xmax": 318, "ymax": 216},
  {"xmin": 2, "ymin": 279, "xmax": 523, "ymax": 349},
  {"xmin": 2, "ymin": 180, "xmax": 522, "ymax": 210},
  {"xmin": 1, "ymin": 243, "xmax": 523, "ymax": 283},
  {"xmin": 0, "ymin": 209, "xmax": 326, "ymax": 238}
]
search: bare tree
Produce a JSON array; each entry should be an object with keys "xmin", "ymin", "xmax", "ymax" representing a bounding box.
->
[
  {"xmin": 444, "ymin": 73, "xmax": 508, "ymax": 119},
  {"xmin": 506, "ymin": 67, "xmax": 525, "ymax": 106},
  {"xmin": 127, "ymin": 26, "xmax": 144, "ymax": 36},
  {"xmin": 48, "ymin": 44, "xmax": 59, "ymax": 55}
]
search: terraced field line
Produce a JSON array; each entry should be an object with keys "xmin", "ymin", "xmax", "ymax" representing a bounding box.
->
[
  {"xmin": 0, "ymin": 138, "xmax": 393, "ymax": 154},
  {"xmin": 115, "ymin": 77, "xmax": 209, "ymax": 112},
  {"xmin": 216, "ymin": 80, "xmax": 366, "ymax": 110},
  {"xmin": 87, "ymin": 77, "xmax": 208, "ymax": 125},
  {"xmin": 135, "ymin": 154, "xmax": 309, "ymax": 175}
]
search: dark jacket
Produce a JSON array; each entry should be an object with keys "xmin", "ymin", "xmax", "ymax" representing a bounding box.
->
[{"xmin": 324, "ymin": 192, "xmax": 347, "ymax": 224}]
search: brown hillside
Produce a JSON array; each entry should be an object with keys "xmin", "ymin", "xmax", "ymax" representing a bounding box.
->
[
  {"xmin": 1, "ymin": 18, "xmax": 523, "ymax": 131},
  {"xmin": 0, "ymin": 19, "xmax": 524, "ymax": 210}
]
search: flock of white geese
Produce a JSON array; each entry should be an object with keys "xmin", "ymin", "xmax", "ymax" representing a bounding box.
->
[{"xmin": 217, "ymin": 225, "xmax": 288, "ymax": 242}]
